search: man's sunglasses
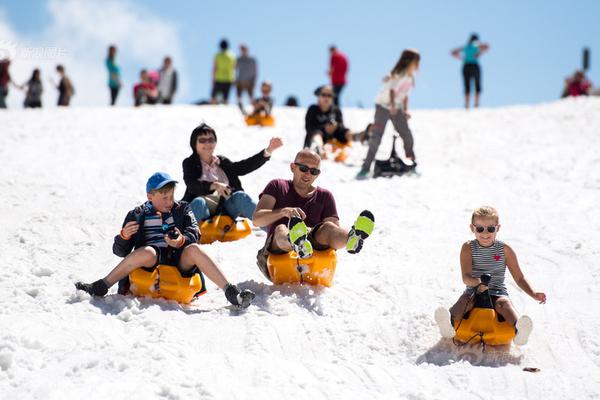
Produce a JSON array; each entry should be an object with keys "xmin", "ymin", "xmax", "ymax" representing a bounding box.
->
[
  {"xmin": 294, "ymin": 162, "xmax": 320, "ymax": 176},
  {"xmin": 473, "ymin": 225, "xmax": 497, "ymax": 233},
  {"xmin": 197, "ymin": 137, "xmax": 216, "ymax": 144}
]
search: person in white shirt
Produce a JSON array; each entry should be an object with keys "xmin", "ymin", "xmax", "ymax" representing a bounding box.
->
[
  {"xmin": 357, "ymin": 49, "xmax": 420, "ymax": 179},
  {"xmin": 157, "ymin": 56, "xmax": 178, "ymax": 104}
]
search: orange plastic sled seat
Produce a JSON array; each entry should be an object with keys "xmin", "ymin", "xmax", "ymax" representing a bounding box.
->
[
  {"xmin": 245, "ymin": 114, "xmax": 275, "ymax": 127},
  {"xmin": 454, "ymin": 307, "xmax": 516, "ymax": 346},
  {"xmin": 328, "ymin": 139, "xmax": 351, "ymax": 163},
  {"xmin": 129, "ymin": 265, "xmax": 206, "ymax": 304},
  {"xmin": 267, "ymin": 249, "xmax": 337, "ymax": 287},
  {"xmin": 199, "ymin": 214, "xmax": 252, "ymax": 244}
]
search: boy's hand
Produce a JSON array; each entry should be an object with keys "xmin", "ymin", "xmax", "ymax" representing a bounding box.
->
[
  {"xmin": 120, "ymin": 221, "xmax": 139, "ymax": 240},
  {"xmin": 534, "ymin": 292, "xmax": 547, "ymax": 304},
  {"xmin": 164, "ymin": 228, "xmax": 185, "ymax": 248}
]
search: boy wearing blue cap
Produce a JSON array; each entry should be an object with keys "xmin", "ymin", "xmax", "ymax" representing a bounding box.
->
[{"xmin": 75, "ymin": 172, "xmax": 255, "ymax": 308}]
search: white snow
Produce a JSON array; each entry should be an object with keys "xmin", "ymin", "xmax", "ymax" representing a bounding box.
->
[{"xmin": 1, "ymin": 99, "xmax": 600, "ymax": 399}]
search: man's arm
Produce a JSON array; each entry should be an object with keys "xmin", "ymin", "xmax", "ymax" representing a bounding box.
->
[{"xmin": 252, "ymin": 194, "xmax": 305, "ymax": 227}]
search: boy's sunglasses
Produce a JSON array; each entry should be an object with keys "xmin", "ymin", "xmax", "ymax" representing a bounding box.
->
[
  {"xmin": 474, "ymin": 225, "xmax": 497, "ymax": 233},
  {"xmin": 294, "ymin": 162, "xmax": 320, "ymax": 176},
  {"xmin": 197, "ymin": 137, "xmax": 216, "ymax": 144}
]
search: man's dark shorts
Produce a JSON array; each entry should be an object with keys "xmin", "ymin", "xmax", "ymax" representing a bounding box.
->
[{"xmin": 256, "ymin": 222, "xmax": 329, "ymax": 280}]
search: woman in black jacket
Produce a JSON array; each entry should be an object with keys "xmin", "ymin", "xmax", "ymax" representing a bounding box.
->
[{"xmin": 182, "ymin": 123, "xmax": 283, "ymax": 222}]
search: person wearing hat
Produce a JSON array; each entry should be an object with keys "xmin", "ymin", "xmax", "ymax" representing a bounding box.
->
[
  {"xmin": 182, "ymin": 123, "xmax": 283, "ymax": 222},
  {"xmin": 75, "ymin": 171, "xmax": 255, "ymax": 308},
  {"xmin": 304, "ymin": 85, "xmax": 370, "ymax": 157}
]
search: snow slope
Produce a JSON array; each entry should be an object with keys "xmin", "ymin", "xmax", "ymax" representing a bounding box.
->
[{"xmin": 1, "ymin": 99, "xmax": 599, "ymax": 399}]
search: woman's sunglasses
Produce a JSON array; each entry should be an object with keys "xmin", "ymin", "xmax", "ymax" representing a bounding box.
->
[
  {"xmin": 294, "ymin": 162, "xmax": 320, "ymax": 176},
  {"xmin": 319, "ymin": 93, "xmax": 333, "ymax": 98},
  {"xmin": 197, "ymin": 137, "xmax": 216, "ymax": 144},
  {"xmin": 473, "ymin": 225, "xmax": 497, "ymax": 233}
]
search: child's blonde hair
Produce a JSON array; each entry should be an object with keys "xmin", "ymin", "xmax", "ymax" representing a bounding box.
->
[
  {"xmin": 471, "ymin": 206, "xmax": 499, "ymax": 224},
  {"xmin": 149, "ymin": 182, "xmax": 176, "ymax": 195}
]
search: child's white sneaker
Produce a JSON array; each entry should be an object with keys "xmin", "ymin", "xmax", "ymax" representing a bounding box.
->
[
  {"xmin": 513, "ymin": 315, "xmax": 533, "ymax": 345},
  {"xmin": 434, "ymin": 307, "xmax": 456, "ymax": 338}
]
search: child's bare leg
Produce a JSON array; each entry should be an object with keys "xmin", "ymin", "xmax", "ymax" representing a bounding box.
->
[
  {"xmin": 449, "ymin": 293, "xmax": 474, "ymax": 322},
  {"xmin": 494, "ymin": 296, "xmax": 518, "ymax": 326},
  {"xmin": 103, "ymin": 246, "xmax": 158, "ymax": 286},
  {"xmin": 271, "ymin": 224, "xmax": 293, "ymax": 252},
  {"xmin": 313, "ymin": 221, "xmax": 349, "ymax": 249},
  {"xmin": 178, "ymin": 244, "xmax": 228, "ymax": 289}
]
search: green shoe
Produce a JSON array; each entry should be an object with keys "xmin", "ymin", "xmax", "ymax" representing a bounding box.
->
[
  {"xmin": 346, "ymin": 210, "xmax": 375, "ymax": 254},
  {"xmin": 288, "ymin": 217, "xmax": 313, "ymax": 259},
  {"xmin": 356, "ymin": 169, "xmax": 369, "ymax": 180}
]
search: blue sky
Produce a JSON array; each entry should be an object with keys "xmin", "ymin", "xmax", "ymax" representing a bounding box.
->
[{"xmin": 1, "ymin": 0, "xmax": 598, "ymax": 108}]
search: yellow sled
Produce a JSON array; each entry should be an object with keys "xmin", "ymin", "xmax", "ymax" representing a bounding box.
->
[
  {"xmin": 245, "ymin": 114, "xmax": 275, "ymax": 127},
  {"xmin": 199, "ymin": 214, "xmax": 252, "ymax": 244},
  {"xmin": 267, "ymin": 249, "xmax": 337, "ymax": 287},
  {"xmin": 129, "ymin": 265, "xmax": 206, "ymax": 304}
]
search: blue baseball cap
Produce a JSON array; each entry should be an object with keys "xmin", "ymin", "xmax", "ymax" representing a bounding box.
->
[{"xmin": 146, "ymin": 172, "xmax": 178, "ymax": 193}]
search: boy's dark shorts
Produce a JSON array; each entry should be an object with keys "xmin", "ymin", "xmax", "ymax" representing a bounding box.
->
[{"xmin": 256, "ymin": 222, "xmax": 329, "ymax": 280}]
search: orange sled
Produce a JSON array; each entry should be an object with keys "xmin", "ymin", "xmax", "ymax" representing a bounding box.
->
[
  {"xmin": 129, "ymin": 265, "xmax": 206, "ymax": 304},
  {"xmin": 245, "ymin": 114, "xmax": 275, "ymax": 127},
  {"xmin": 199, "ymin": 214, "xmax": 252, "ymax": 244},
  {"xmin": 267, "ymin": 249, "xmax": 337, "ymax": 287}
]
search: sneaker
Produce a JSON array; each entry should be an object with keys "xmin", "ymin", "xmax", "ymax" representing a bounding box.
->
[
  {"xmin": 75, "ymin": 279, "xmax": 109, "ymax": 297},
  {"xmin": 434, "ymin": 307, "xmax": 456, "ymax": 338},
  {"xmin": 224, "ymin": 283, "xmax": 255, "ymax": 309},
  {"xmin": 513, "ymin": 315, "xmax": 533, "ymax": 345},
  {"xmin": 288, "ymin": 217, "xmax": 313, "ymax": 259},
  {"xmin": 346, "ymin": 210, "xmax": 375, "ymax": 254},
  {"xmin": 355, "ymin": 169, "xmax": 369, "ymax": 180}
]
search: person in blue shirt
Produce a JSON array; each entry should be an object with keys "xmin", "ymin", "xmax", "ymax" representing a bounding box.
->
[
  {"xmin": 106, "ymin": 45, "xmax": 122, "ymax": 106},
  {"xmin": 451, "ymin": 34, "xmax": 490, "ymax": 109}
]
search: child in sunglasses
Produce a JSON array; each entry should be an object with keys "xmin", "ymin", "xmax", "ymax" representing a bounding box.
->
[
  {"xmin": 435, "ymin": 206, "xmax": 546, "ymax": 345},
  {"xmin": 75, "ymin": 172, "xmax": 255, "ymax": 308}
]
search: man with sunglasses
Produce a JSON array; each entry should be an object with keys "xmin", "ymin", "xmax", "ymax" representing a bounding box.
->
[
  {"xmin": 304, "ymin": 85, "xmax": 370, "ymax": 157},
  {"xmin": 253, "ymin": 149, "xmax": 375, "ymax": 280}
]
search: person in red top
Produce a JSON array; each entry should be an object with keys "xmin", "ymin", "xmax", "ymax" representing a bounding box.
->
[
  {"xmin": 562, "ymin": 70, "xmax": 592, "ymax": 97},
  {"xmin": 252, "ymin": 149, "xmax": 374, "ymax": 281},
  {"xmin": 328, "ymin": 45, "xmax": 348, "ymax": 106},
  {"xmin": 133, "ymin": 69, "xmax": 159, "ymax": 106}
]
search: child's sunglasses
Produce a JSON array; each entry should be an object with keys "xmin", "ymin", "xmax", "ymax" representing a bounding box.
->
[
  {"xmin": 294, "ymin": 162, "xmax": 320, "ymax": 176},
  {"xmin": 473, "ymin": 225, "xmax": 497, "ymax": 233}
]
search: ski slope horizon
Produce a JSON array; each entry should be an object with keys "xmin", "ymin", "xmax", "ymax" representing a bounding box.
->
[{"xmin": 1, "ymin": 99, "xmax": 599, "ymax": 399}]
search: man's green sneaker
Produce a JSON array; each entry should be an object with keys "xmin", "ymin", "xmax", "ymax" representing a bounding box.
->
[
  {"xmin": 288, "ymin": 217, "xmax": 313, "ymax": 259},
  {"xmin": 346, "ymin": 210, "xmax": 375, "ymax": 254}
]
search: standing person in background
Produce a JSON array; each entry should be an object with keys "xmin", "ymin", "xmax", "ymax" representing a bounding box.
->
[
  {"xmin": 157, "ymin": 56, "xmax": 178, "ymax": 104},
  {"xmin": 236, "ymin": 44, "xmax": 257, "ymax": 106},
  {"xmin": 451, "ymin": 33, "xmax": 490, "ymax": 109},
  {"xmin": 357, "ymin": 49, "xmax": 420, "ymax": 180},
  {"xmin": 0, "ymin": 59, "xmax": 20, "ymax": 109},
  {"xmin": 106, "ymin": 45, "xmax": 122, "ymax": 106},
  {"xmin": 54, "ymin": 64, "xmax": 74, "ymax": 106},
  {"xmin": 22, "ymin": 68, "xmax": 43, "ymax": 108},
  {"xmin": 211, "ymin": 39, "xmax": 236, "ymax": 104},
  {"xmin": 328, "ymin": 45, "xmax": 348, "ymax": 107}
]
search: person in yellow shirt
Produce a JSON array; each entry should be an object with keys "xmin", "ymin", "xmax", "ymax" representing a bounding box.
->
[{"xmin": 211, "ymin": 39, "xmax": 236, "ymax": 104}]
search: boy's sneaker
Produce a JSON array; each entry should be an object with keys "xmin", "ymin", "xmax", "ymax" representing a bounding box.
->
[
  {"xmin": 288, "ymin": 217, "xmax": 313, "ymax": 259},
  {"xmin": 75, "ymin": 279, "xmax": 109, "ymax": 297},
  {"xmin": 434, "ymin": 307, "xmax": 456, "ymax": 338},
  {"xmin": 356, "ymin": 169, "xmax": 369, "ymax": 180},
  {"xmin": 224, "ymin": 283, "xmax": 255, "ymax": 309},
  {"xmin": 513, "ymin": 315, "xmax": 533, "ymax": 345},
  {"xmin": 346, "ymin": 210, "xmax": 375, "ymax": 254}
]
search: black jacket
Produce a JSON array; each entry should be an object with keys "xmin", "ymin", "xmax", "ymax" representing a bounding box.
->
[
  {"xmin": 181, "ymin": 150, "xmax": 270, "ymax": 202},
  {"xmin": 112, "ymin": 201, "xmax": 199, "ymax": 257},
  {"xmin": 304, "ymin": 104, "xmax": 345, "ymax": 147}
]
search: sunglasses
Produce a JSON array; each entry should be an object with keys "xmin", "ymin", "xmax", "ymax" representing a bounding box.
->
[
  {"xmin": 473, "ymin": 225, "xmax": 497, "ymax": 233},
  {"xmin": 294, "ymin": 162, "xmax": 320, "ymax": 176},
  {"xmin": 197, "ymin": 137, "xmax": 216, "ymax": 144},
  {"xmin": 320, "ymin": 93, "xmax": 333, "ymax": 98}
]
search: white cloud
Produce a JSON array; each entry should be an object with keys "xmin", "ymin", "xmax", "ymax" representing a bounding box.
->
[{"xmin": 0, "ymin": 0, "xmax": 188, "ymax": 108}]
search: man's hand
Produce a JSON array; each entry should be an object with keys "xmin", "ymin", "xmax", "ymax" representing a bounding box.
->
[
  {"xmin": 211, "ymin": 182, "xmax": 231, "ymax": 198},
  {"xmin": 533, "ymin": 292, "xmax": 547, "ymax": 304},
  {"xmin": 120, "ymin": 221, "xmax": 139, "ymax": 240},
  {"xmin": 266, "ymin": 137, "xmax": 283, "ymax": 154},
  {"xmin": 280, "ymin": 207, "xmax": 306, "ymax": 220}
]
